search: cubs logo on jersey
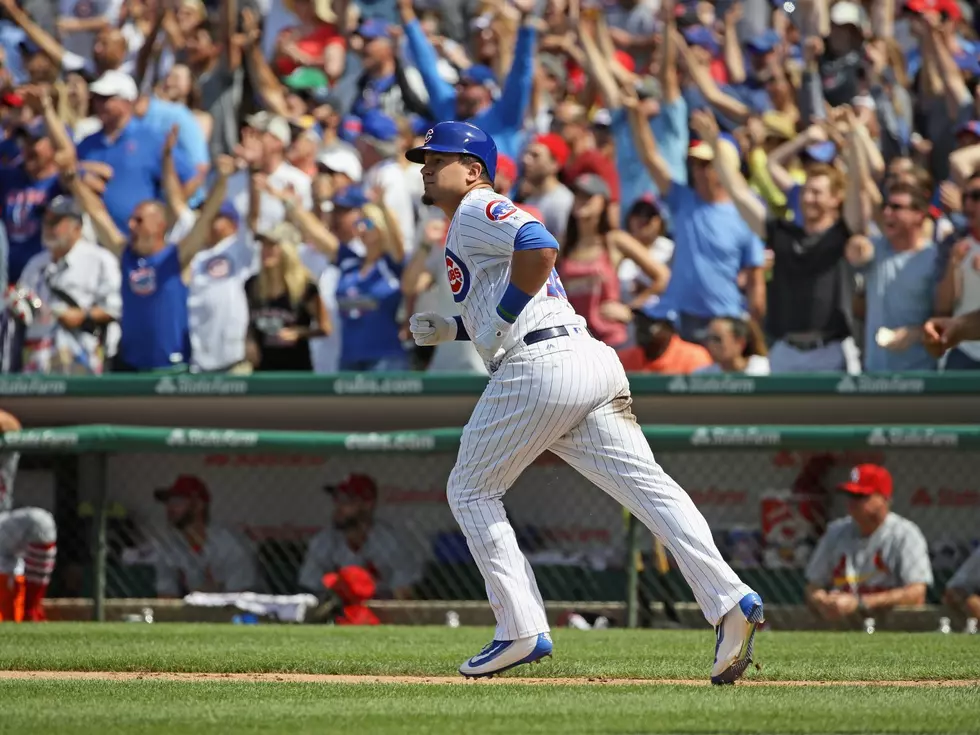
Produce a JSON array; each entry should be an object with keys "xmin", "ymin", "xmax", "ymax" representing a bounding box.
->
[
  {"xmin": 206, "ymin": 256, "xmax": 230, "ymax": 279},
  {"xmin": 485, "ymin": 199, "xmax": 517, "ymax": 222},
  {"xmin": 129, "ymin": 266, "xmax": 157, "ymax": 296},
  {"xmin": 445, "ymin": 248, "xmax": 470, "ymax": 302}
]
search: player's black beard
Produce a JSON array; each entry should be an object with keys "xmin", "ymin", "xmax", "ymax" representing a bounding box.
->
[{"xmin": 421, "ymin": 193, "xmax": 434, "ymax": 206}]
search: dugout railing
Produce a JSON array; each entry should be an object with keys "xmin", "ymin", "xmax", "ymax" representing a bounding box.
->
[{"xmin": 3, "ymin": 424, "xmax": 977, "ymax": 628}]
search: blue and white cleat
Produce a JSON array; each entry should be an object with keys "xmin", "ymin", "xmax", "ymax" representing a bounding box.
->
[
  {"xmin": 459, "ymin": 633, "xmax": 553, "ymax": 678},
  {"xmin": 711, "ymin": 592, "xmax": 765, "ymax": 685}
]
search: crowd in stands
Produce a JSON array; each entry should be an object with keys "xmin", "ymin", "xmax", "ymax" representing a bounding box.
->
[{"xmin": 1, "ymin": 0, "xmax": 980, "ymax": 376}]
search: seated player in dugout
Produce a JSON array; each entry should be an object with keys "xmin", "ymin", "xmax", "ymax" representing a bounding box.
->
[
  {"xmin": 151, "ymin": 475, "xmax": 264, "ymax": 597},
  {"xmin": 297, "ymin": 473, "xmax": 420, "ymax": 600},
  {"xmin": 944, "ymin": 544, "xmax": 980, "ymax": 626},
  {"xmin": 804, "ymin": 464, "xmax": 933, "ymax": 622}
]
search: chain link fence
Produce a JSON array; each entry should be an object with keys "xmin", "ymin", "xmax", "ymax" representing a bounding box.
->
[{"xmin": 8, "ymin": 426, "xmax": 979, "ymax": 623}]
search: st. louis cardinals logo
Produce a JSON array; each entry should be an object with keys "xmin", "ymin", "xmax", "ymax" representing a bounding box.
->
[
  {"xmin": 485, "ymin": 199, "xmax": 518, "ymax": 222},
  {"xmin": 445, "ymin": 248, "xmax": 470, "ymax": 303}
]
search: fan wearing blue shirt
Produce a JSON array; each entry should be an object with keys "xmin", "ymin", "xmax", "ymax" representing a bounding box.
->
[
  {"xmin": 0, "ymin": 119, "xmax": 63, "ymax": 283},
  {"xmin": 76, "ymin": 70, "xmax": 195, "ymax": 234},
  {"xmin": 68, "ymin": 156, "xmax": 235, "ymax": 372},
  {"xmin": 330, "ymin": 187, "xmax": 408, "ymax": 371},
  {"xmin": 627, "ymin": 107, "xmax": 766, "ymax": 342},
  {"xmin": 399, "ymin": 1, "xmax": 536, "ymax": 159}
]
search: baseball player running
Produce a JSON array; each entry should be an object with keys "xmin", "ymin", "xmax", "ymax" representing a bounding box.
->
[
  {"xmin": 406, "ymin": 122, "xmax": 763, "ymax": 684},
  {"xmin": 0, "ymin": 410, "xmax": 57, "ymax": 622}
]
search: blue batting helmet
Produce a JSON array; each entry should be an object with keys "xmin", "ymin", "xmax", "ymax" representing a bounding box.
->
[{"xmin": 405, "ymin": 121, "xmax": 498, "ymax": 181}]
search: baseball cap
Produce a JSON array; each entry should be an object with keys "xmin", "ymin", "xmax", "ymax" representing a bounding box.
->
[
  {"xmin": 573, "ymin": 173, "xmax": 611, "ymax": 199},
  {"xmin": 1, "ymin": 91, "xmax": 24, "ymax": 108},
  {"xmin": 257, "ymin": 221, "xmax": 301, "ymax": 246},
  {"xmin": 332, "ymin": 185, "xmax": 370, "ymax": 210},
  {"xmin": 361, "ymin": 109, "xmax": 399, "ymax": 143},
  {"xmin": 356, "ymin": 18, "xmax": 392, "ymax": 41},
  {"xmin": 830, "ymin": 1, "xmax": 865, "ymax": 28},
  {"xmin": 805, "ymin": 140, "xmax": 838, "ymax": 163},
  {"xmin": 45, "ymin": 195, "xmax": 83, "ymax": 221},
  {"xmin": 613, "ymin": 50, "xmax": 636, "ymax": 74},
  {"xmin": 324, "ymin": 473, "xmax": 378, "ymax": 501},
  {"xmin": 635, "ymin": 76, "xmax": 662, "ymax": 101},
  {"xmin": 538, "ymin": 54, "xmax": 568, "ymax": 85},
  {"xmin": 18, "ymin": 119, "xmax": 50, "ymax": 140},
  {"xmin": 318, "ymin": 147, "xmax": 363, "ymax": 182},
  {"xmin": 265, "ymin": 116, "xmax": 292, "ymax": 147},
  {"xmin": 592, "ymin": 108, "xmax": 613, "ymax": 128},
  {"xmin": 533, "ymin": 133, "xmax": 570, "ymax": 168},
  {"xmin": 635, "ymin": 298, "xmax": 678, "ymax": 325},
  {"xmin": 322, "ymin": 565, "xmax": 376, "ymax": 603},
  {"xmin": 283, "ymin": 67, "xmax": 329, "ymax": 92},
  {"xmin": 216, "ymin": 201, "xmax": 240, "ymax": 227},
  {"xmin": 746, "ymin": 29, "xmax": 781, "ymax": 55},
  {"xmin": 495, "ymin": 153, "xmax": 518, "ymax": 182},
  {"xmin": 838, "ymin": 464, "xmax": 893, "ymax": 499},
  {"xmin": 154, "ymin": 475, "xmax": 211, "ymax": 503},
  {"xmin": 762, "ymin": 111, "xmax": 796, "ymax": 141},
  {"xmin": 89, "ymin": 70, "xmax": 139, "ymax": 101},
  {"xmin": 340, "ymin": 115, "xmax": 363, "ymax": 145},
  {"xmin": 628, "ymin": 192, "xmax": 662, "ymax": 218},
  {"xmin": 954, "ymin": 52, "xmax": 980, "ymax": 76},
  {"xmin": 682, "ymin": 26, "xmax": 720, "ymax": 56},
  {"xmin": 459, "ymin": 65, "xmax": 498, "ymax": 88}
]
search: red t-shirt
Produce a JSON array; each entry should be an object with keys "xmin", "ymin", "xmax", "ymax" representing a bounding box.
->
[
  {"xmin": 562, "ymin": 149, "xmax": 621, "ymax": 202},
  {"xmin": 275, "ymin": 23, "xmax": 346, "ymax": 76},
  {"xmin": 617, "ymin": 336, "xmax": 712, "ymax": 374}
]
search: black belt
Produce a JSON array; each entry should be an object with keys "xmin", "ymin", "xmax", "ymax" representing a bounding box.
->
[{"xmin": 523, "ymin": 326, "xmax": 573, "ymax": 346}]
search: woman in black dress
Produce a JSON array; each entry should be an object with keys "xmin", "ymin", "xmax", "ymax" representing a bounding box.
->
[{"xmin": 245, "ymin": 222, "xmax": 331, "ymax": 371}]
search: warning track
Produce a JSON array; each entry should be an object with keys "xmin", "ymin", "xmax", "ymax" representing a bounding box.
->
[{"xmin": 1, "ymin": 671, "xmax": 977, "ymax": 687}]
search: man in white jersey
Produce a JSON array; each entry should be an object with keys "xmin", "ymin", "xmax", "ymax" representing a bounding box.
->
[{"xmin": 405, "ymin": 121, "xmax": 764, "ymax": 683}]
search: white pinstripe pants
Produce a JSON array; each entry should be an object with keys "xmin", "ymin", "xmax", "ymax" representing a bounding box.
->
[{"xmin": 447, "ymin": 335, "xmax": 753, "ymax": 641}]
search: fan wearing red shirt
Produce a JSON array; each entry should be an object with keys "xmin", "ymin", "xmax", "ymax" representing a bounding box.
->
[
  {"xmin": 275, "ymin": 0, "xmax": 347, "ymax": 79},
  {"xmin": 618, "ymin": 302, "xmax": 712, "ymax": 374}
]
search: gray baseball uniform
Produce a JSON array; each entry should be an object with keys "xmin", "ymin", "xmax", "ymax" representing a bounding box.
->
[
  {"xmin": 151, "ymin": 526, "xmax": 264, "ymax": 597},
  {"xmin": 806, "ymin": 512, "xmax": 934, "ymax": 594},
  {"xmin": 947, "ymin": 546, "xmax": 980, "ymax": 595},
  {"xmin": 297, "ymin": 522, "xmax": 421, "ymax": 597},
  {"xmin": 0, "ymin": 451, "xmax": 58, "ymax": 587}
]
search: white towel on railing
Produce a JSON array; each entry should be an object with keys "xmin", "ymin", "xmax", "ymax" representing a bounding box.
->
[{"xmin": 182, "ymin": 592, "xmax": 320, "ymax": 622}]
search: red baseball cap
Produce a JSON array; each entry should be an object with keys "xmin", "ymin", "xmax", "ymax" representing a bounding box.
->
[
  {"xmin": 838, "ymin": 464, "xmax": 893, "ymax": 499},
  {"xmin": 323, "ymin": 565, "xmax": 376, "ymax": 604},
  {"xmin": 532, "ymin": 133, "xmax": 570, "ymax": 169},
  {"xmin": 154, "ymin": 474, "xmax": 211, "ymax": 503},
  {"xmin": 325, "ymin": 473, "xmax": 378, "ymax": 502}
]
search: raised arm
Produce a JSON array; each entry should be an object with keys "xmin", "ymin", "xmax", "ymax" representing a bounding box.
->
[
  {"xmin": 176, "ymin": 157, "xmax": 234, "ymax": 268},
  {"xmin": 63, "ymin": 165, "xmax": 127, "ymax": 256},
  {"xmin": 135, "ymin": 4, "xmax": 166, "ymax": 90},
  {"xmin": 674, "ymin": 29, "xmax": 750, "ymax": 124},
  {"xmin": 928, "ymin": 21, "xmax": 970, "ymax": 119},
  {"xmin": 266, "ymin": 184, "xmax": 340, "ymax": 259},
  {"xmin": 767, "ymin": 126, "xmax": 824, "ymax": 193},
  {"xmin": 691, "ymin": 110, "xmax": 767, "ymax": 237},
  {"xmin": 400, "ymin": 0, "xmax": 456, "ymax": 120},
  {"xmin": 659, "ymin": 0, "xmax": 680, "ymax": 103},
  {"xmin": 722, "ymin": 3, "xmax": 746, "ymax": 85},
  {"xmin": 841, "ymin": 114, "xmax": 870, "ymax": 235},
  {"xmin": 220, "ymin": 0, "xmax": 241, "ymax": 72},
  {"xmin": 576, "ymin": 18, "xmax": 621, "ymax": 112},
  {"xmin": 161, "ymin": 126, "xmax": 188, "ymax": 222},
  {"xmin": 935, "ymin": 239, "xmax": 968, "ymax": 316},
  {"xmin": 240, "ymin": 11, "xmax": 290, "ymax": 118},
  {"xmin": 494, "ymin": 2, "xmax": 538, "ymax": 128},
  {"xmin": 623, "ymin": 90, "xmax": 673, "ymax": 196},
  {"xmin": 0, "ymin": 0, "xmax": 68, "ymax": 66}
]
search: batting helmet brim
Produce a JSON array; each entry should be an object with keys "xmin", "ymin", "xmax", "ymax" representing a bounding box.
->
[{"xmin": 406, "ymin": 144, "xmax": 486, "ymax": 168}]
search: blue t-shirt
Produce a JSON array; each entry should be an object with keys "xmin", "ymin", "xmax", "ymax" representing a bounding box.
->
[
  {"xmin": 120, "ymin": 242, "xmax": 190, "ymax": 370},
  {"xmin": 611, "ymin": 97, "xmax": 689, "ymax": 226},
  {"xmin": 77, "ymin": 118, "xmax": 194, "ymax": 234},
  {"xmin": 863, "ymin": 236, "xmax": 938, "ymax": 372},
  {"xmin": 0, "ymin": 166, "xmax": 62, "ymax": 283},
  {"xmin": 140, "ymin": 98, "xmax": 211, "ymax": 206},
  {"xmin": 335, "ymin": 245, "xmax": 405, "ymax": 366},
  {"xmin": 660, "ymin": 183, "xmax": 766, "ymax": 318}
]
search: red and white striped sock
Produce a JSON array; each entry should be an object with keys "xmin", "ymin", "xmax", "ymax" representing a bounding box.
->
[{"xmin": 23, "ymin": 542, "xmax": 56, "ymax": 621}]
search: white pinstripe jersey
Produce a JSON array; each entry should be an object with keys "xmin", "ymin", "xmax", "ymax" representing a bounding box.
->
[{"xmin": 444, "ymin": 188, "xmax": 585, "ymax": 368}]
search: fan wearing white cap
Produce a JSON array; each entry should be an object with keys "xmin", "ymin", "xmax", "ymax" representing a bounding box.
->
[
  {"xmin": 819, "ymin": 1, "xmax": 867, "ymax": 107},
  {"xmin": 76, "ymin": 69, "xmax": 197, "ymax": 233}
]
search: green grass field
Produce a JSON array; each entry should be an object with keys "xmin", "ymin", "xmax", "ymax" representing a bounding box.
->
[{"xmin": 0, "ymin": 624, "xmax": 977, "ymax": 734}]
